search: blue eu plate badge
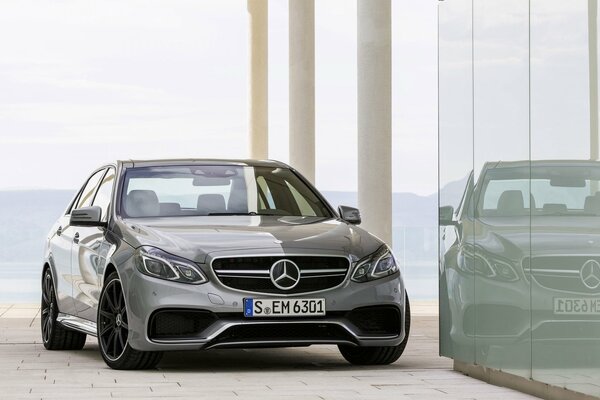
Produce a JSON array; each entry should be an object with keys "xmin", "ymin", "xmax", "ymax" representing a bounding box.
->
[{"xmin": 244, "ymin": 298, "xmax": 254, "ymax": 317}]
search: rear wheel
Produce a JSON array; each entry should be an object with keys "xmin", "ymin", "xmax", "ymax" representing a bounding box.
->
[
  {"xmin": 338, "ymin": 293, "xmax": 411, "ymax": 365},
  {"xmin": 41, "ymin": 269, "xmax": 87, "ymax": 350},
  {"xmin": 98, "ymin": 272, "xmax": 162, "ymax": 370}
]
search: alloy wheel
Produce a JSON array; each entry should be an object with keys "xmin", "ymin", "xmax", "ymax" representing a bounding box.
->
[
  {"xmin": 98, "ymin": 278, "xmax": 129, "ymax": 361},
  {"xmin": 41, "ymin": 272, "xmax": 55, "ymax": 344}
]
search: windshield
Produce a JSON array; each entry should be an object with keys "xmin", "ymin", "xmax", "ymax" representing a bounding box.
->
[
  {"xmin": 120, "ymin": 165, "xmax": 332, "ymax": 218},
  {"xmin": 477, "ymin": 165, "xmax": 600, "ymax": 217}
]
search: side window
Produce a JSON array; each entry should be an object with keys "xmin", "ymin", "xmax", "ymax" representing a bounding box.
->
[
  {"xmin": 256, "ymin": 176, "xmax": 276, "ymax": 209},
  {"xmin": 92, "ymin": 168, "xmax": 115, "ymax": 221},
  {"xmin": 457, "ymin": 171, "xmax": 474, "ymax": 219},
  {"xmin": 286, "ymin": 182, "xmax": 317, "ymax": 216},
  {"xmin": 74, "ymin": 169, "xmax": 106, "ymax": 211}
]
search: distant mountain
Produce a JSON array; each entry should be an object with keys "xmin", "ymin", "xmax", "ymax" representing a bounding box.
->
[
  {"xmin": 321, "ymin": 191, "xmax": 437, "ymax": 228},
  {"xmin": 0, "ymin": 178, "xmax": 467, "ymax": 264},
  {"xmin": 0, "ymin": 184, "xmax": 472, "ymax": 300},
  {"xmin": 439, "ymin": 174, "xmax": 470, "ymax": 209},
  {"xmin": 0, "ymin": 190, "xmax": 75, "ymax": 262}
]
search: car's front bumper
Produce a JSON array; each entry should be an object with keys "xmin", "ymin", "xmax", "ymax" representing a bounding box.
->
[{"xmin": 122, "ymin": 263, "xmax": 407, "ymax": 352}]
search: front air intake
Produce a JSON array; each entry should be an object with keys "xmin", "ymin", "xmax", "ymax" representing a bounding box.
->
[
  {"xmin": 148, "ymin": 309, "xmax": 217, "ymax": 340},
  {"xmin": 346, "ymin": 306, "xmax": 401, "ymax": 336}
]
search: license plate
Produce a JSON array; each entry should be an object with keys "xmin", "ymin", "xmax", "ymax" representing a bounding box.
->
[
  {"xmin": 554, "ymin": 298, "xmax": 600, "ymax": 315},
  {"xmin": 244, "ymin": 298, "xmax": 325, "ymax": 317}
]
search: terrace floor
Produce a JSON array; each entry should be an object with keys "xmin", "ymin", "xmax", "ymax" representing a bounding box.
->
[{"xmin": 0, "ymin": 301, "xmax": 538, "ymax": 400}]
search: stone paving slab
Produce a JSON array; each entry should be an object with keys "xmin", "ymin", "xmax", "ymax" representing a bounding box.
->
[{"xmin": 0, "ymin": 304, "xmax": 539, "ymax": 400}]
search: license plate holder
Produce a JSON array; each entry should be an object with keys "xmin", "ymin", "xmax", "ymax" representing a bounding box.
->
[
  {"xmin": 554, "ymin": 298, "xmax": 600, "ymax": 315},
  {"xmin": 243, "ymin": 298, "xmax": 326, "ymax": 317}
]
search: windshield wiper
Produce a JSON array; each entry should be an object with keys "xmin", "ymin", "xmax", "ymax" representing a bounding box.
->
[
  {"xmin": 207, "ymin": 212, "xmax": 279, "ymax": 216},
  {"xmin": 207, "ymin": 212, "xmax": 255, "ymax": 216}
]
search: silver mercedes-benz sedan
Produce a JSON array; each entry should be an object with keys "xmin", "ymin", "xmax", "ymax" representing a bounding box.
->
[{"xmin": 41, "ymin": 159, "xmax": 409, "ymax": 369}]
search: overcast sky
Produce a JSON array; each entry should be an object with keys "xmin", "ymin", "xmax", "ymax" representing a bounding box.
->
[{"xmin": 0, "ymin": 0, "xmax": 438, "ymax": 194}]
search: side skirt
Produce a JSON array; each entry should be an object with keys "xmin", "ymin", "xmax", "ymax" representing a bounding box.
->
[{"xmin": 56, "ymin": 313, "xmax": 97, "ymax": 337}]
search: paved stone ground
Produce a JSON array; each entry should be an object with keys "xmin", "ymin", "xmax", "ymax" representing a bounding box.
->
[{"xmin": 0, "ymin": 303, "xmax": 538, "ymax": 400}]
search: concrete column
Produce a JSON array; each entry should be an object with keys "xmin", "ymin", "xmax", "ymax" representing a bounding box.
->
[
  {"xmin": 289, "ymin": 0, "xmax": 315, "ymax": 183},
  {"xmin": 248, "ymin": 0, "xmax": 268, "ymax": 159},
  {"xmin": 590, "ymin": 0, "xmax": 598, "ymax": 161},
  {"xmin": 357, "ymin": 0, "xmax": 392, "ymax": 245}
]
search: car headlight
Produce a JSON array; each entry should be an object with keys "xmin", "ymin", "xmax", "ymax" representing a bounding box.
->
[
  {"xmin": 351, "ymin": 246, "xmax": 399, "ymax": 282},
  {"xmin": 135, "ymin": 247, "xmax": 208, "ymax": 284},
  {"xmin": 458, "ymin": 244, "xmax": 518, "ymax": 282}
]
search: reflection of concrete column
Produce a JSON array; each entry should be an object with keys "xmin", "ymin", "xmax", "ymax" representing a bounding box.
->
[
  {"xmin": 289, "ymin": 0, "xmax": 315, "ymax": 183},
  {"xmin": 590, "ymin": 0, "xmax": 598, "ymax": 161},
  {"xmin": 358, "ymin": 0, "xmax": 392, "ymax": 245},
  {"xmin": 248, "ymin": 0, "xmax": 268, "ymax": 159}
]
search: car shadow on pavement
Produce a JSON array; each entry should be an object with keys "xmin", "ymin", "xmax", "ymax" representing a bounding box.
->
[{"xmin": 79, "ymin": 342, "xmax": 407, "ymax": 372}]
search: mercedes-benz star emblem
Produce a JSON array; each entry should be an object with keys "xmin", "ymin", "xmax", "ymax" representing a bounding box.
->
[
  {"xmin": 270, "ymin": 259, "xmax": 301, "ymax": 290},
  {"xmin": 580, "ymin": 259, "xmax": 600, "ymax": 290}
]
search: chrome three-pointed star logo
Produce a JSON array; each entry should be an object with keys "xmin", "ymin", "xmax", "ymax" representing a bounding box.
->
[
  {"xmin": 270, "ymin": 259, "xmax": 301, "ymax": 290},
  {"xmin": 580, "ymin": 259, "xmax": 600, "ymax": 290}
]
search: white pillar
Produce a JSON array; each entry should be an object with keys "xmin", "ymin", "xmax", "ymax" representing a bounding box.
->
[
  {"xmin": 590, "ymin": 0, "xmax": 598, "ymax": 161},
  {"xmin": 248, "ymin": 0, "xmax": 268, "ymax": 159},
  {"xmin": 289, "ymin": 0, "xmax": 316, "ymax": 183},
  {"xmin": 357, "ymin": 0, "xmax": 392, "ymax": 245}
]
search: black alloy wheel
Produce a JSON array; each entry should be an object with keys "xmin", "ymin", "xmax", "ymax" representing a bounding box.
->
[
  {"xmin": 98, "ymin": 272, "xmax": 162, "ymax": 369},
  {"xmin": 98, "ymin": 275, "xmax": 129, "ymax": 361}
]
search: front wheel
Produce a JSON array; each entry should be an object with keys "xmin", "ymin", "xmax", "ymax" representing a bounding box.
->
[
  {"xmin": 98, "ymin": 272, "xmax": 162, "ymax": 370},
  {"xmin": 338, "ymin": 293, "xmax": 411, "ymax": 365}
]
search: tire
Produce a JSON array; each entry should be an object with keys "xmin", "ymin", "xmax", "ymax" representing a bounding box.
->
[
  {"xmin": 98, "ymin": 272, "xmax": 163, "ymax": 370},
  {"xmin": 41, "ymin": 269, "xmax": 87, "ymax": 350},
  {"xmin": 439, "ymin": 271, "xmax": 454, "ymax": 356},
  {"xmin": 338, "ymin": 293, "xmax": 411, "ymax": 365}
]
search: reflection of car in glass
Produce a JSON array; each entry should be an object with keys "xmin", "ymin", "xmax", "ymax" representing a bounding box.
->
[
  {"xmin": 42, "ymin": 159, "xmax": 409, "ymax": 369},
  {"xmin": 440, "ymin": 160, "xmax": 600, "ymax": 366}
]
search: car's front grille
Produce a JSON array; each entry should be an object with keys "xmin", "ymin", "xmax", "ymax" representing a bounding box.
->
[
  {"xmin": 211, "ymin": 256, "xmax": 350, "ymax": 294},
  {"xmin": 523, "ymin": 256, "xmax": 600, "ymax": 295}
]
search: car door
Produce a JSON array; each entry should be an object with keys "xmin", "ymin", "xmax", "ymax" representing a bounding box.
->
[
  {"xmin": 88, "ymin": 167, "xmax": 117, "ymax": 315},
  {"xmin": 69, "ymin": 168, "xmax": 107, "ymax": 321},
  {"xmin": 48, "ymin": 169, "xmax": 105, "ymax": 316},
  {"xmin": 49, "ymin": 210, "xmax": 79, "ymax": 316}
]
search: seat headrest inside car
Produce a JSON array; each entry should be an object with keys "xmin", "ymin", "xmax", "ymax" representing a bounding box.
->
[
  {"xmin": 497, "ymin": 190, "xmax": 525, "ymax": 216},
  {"xmin": 125, "ymin": 190, "xmax": 160, "ymax": 217},
  {"xmin": 197, "ymin": 194, "xmax": 226, "ymax": 215}
]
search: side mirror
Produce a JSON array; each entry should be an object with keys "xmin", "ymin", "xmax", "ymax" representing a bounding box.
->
[
  {"xmin": 439, "ymin": 205, "xmax": 456, "ymax": 226},
  {"xmin": 339, "ymin": 205, "xmax": 361, "ymax": 225},
  {"xmin": 70, "ymin": 206, "xmax": 105, "ymax": 227}
]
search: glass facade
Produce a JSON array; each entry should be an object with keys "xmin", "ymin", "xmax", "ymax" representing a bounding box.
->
[{"xmin": 439, "ymin": 0, "xmax": 600, "ymax": 396}]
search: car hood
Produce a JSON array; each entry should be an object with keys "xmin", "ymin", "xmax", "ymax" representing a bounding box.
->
[
  {"xmin": 116, "ymin": 215, "xmax": 383, "ymax": 263},
  {"xmin": 474, "ymin": 216, "xmax": 600, "ymax": 259}
]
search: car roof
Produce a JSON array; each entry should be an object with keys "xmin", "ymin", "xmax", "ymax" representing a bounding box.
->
[
  {"xmin": 117, "ymin": 158, "xmax": 291, "ymax": 169},
  {"xmin": 484, "ymin": 159, "xmax": 600, "ymax": 169}
]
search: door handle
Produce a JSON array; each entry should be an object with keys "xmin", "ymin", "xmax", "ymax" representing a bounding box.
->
[
  {"xmin": 56, "ymin": 226, "xmax": 62, "ymax": 236},
  {"xmin": 73, "ymin": 232, "xmax": 80, "ymax": 244}
]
